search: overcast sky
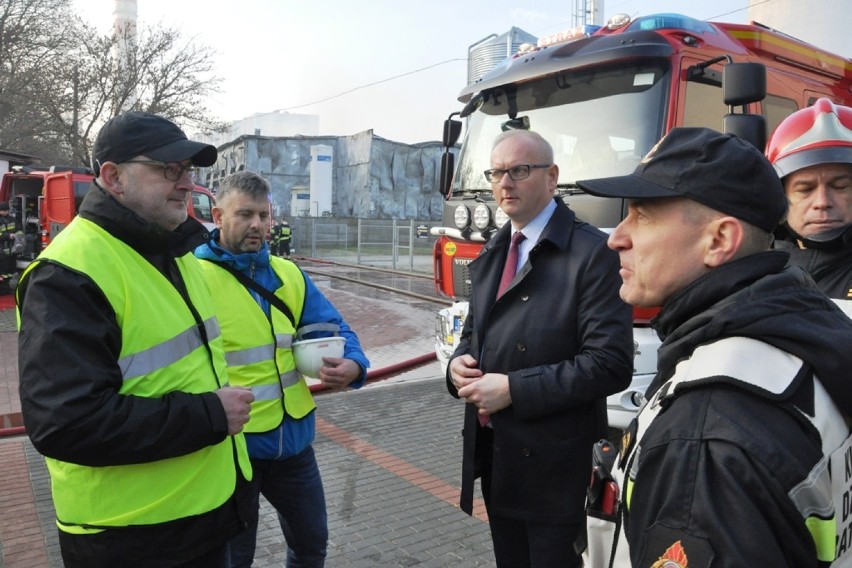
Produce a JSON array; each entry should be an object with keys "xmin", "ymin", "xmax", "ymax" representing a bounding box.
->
[{"xmin": 74, "ymin": 1, "xmax": 749, "ymax": 143}]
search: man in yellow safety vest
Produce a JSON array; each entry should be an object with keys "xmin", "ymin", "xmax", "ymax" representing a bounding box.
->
[{"xmin": 17, "ymin": 111, "xmax": 255, "ymax": 568}]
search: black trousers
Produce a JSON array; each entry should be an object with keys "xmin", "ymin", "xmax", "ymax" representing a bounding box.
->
[{"xmin": 480, "ymin": 429, "xmax": 583, "ymax": 568}]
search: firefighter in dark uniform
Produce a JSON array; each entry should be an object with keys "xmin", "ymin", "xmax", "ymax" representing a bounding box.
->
[
  {"xmin": 279, "ymin": 219, "xmax": 291, "ymax": 257},
  {"xmin": 0, "ymin": 202, "xmax": 18, "ymax": 293},
  {"xmin": 270, "ymin": 218, "xmax": 291, "ymax": 257}
]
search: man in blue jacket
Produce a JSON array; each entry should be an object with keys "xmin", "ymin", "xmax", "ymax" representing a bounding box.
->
[{"xmin": 195, "ymin": 171, "xmax": 369, "ymax": 568}]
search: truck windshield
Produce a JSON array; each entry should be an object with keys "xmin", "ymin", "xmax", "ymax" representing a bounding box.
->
[{"xmin": 452, "ymin": 61, "xmax": 670, "ymax": 196}]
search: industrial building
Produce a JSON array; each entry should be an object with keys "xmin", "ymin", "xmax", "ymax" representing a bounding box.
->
[{"xmin": 200, "ymin": 130, "xmax": 449, "ymax": 221}]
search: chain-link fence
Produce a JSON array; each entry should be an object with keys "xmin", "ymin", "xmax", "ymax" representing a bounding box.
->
[{"xmin": 288, "ymin": 217, "xmax": 438, "ymax": 274}]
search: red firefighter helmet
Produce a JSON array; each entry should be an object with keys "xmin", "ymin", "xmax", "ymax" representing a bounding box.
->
[{"xmin": 766, "ymin": 98, "xmax": 852, "ymax": 178}]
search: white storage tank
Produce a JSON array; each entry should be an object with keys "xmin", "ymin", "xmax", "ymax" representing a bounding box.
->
[
  {"xmin": 291, "ymin": 186, "xmax": 310, "ymax": 217},
  {"xmin": 467, "ymin": 27, "xmax": 538, "ymax": 85},
  {"xmin": 309, "ymin": 145, "xmax": 333, "ymax": 217}
]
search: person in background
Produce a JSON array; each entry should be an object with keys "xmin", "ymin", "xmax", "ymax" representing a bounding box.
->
[
  {"xmin": 280, "ymin": 218, "xmax": 292, "ymax": 256},
  {"xmin": 766, "ymin": 98, "xmax": 852, "ymax": 299},
  {"xmin": 577, "ymin": 127, "xmax": 852, "ymax": 567},
  {"xmin": 269, "ymin": 217, "xmax": 291, "ymax": 257},
  {"xmin": 446, "ymin": 129, "xmax": 633, "ymax": 567},
  {"xmin": 195, "ymin": 171, "xmax": 369, "ymax": 568},
  {"xmin": 16, "ymin": 111, "xmax": 255, "ymax": 568},
  {"xmin": 0, "ymin": 201, "xmax": 18, "ymax": 293}
]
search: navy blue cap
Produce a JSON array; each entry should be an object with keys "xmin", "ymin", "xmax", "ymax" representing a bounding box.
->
[{"xmin": 91, "ymin": 111, "xmax": 217, "ymax": 175}]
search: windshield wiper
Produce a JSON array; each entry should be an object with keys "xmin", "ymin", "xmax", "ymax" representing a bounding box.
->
[{"xmin": 557, "ymin": 183, "xmax": 587, "ymax": 195}]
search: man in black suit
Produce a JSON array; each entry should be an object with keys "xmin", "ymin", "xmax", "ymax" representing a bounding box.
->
[{"xmin": 446, "ymin": 129, "xmax": 633, "ymax": 567}]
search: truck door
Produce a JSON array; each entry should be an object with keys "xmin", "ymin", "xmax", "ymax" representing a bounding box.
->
[
  {"xmin": 189, "ymin": 186, "xmax": 216, "ymax": 231},
  {"xmin": 43, "ymin": 172, "xmax": 76, "ymax": 242}
]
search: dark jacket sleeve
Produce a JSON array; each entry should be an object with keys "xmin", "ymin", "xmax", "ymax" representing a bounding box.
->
[
  {"xmin": 446, "ymin": 306, "xmax": 476, "ymax": 399},
  {"xmin": 18, "ymin": 262, "xmax": 230, "ymax": 467},
  {"xmin": 628, "ymin": 390, "xmax": 823, "ymax": 568}
]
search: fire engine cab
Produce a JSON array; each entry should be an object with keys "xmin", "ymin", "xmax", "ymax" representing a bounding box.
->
[
  {"xmin": 431, "ymin": 12, "xmax": 852, "ymax": 429},
  {"xmin": 0, "ymin": 165, "xmax": 217, "ymax": 272}
]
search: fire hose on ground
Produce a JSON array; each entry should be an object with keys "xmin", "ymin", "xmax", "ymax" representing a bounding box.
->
[{"xmin": 0, "ymin": 352, "xmax": 438, "ymax": 438}]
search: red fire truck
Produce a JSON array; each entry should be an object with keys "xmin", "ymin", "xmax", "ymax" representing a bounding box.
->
[
  {"xmin": 0, "ymin": 165, "xmax": 217, "ymax": 270},
  {"xmin": 431, "ymin": 12, "xmax": 852, "ymax": 428}
]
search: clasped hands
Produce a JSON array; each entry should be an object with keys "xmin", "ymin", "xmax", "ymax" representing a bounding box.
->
[{"xmin": 449, "ymin": 354, "xmax": 512, "ymax": 417}]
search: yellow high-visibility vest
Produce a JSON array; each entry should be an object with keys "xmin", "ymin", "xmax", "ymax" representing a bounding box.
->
[
  {"xmin": 20, "ymin": 217, "xmax": 251, "ymax": 534},
  {"xmin": 199, "ymin": 256, "xmax": 316, "ymax": 432}
]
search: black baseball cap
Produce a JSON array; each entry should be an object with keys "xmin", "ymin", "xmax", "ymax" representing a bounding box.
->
[
  {"xmin": 576, "ymin": 127, "xmax": 787, "ymax": 233},
  {"xmin": 0, "ymin": 202, "xmax": 8, "ymax": 211},
  {"xmin": 91, "ymin": 111, "xmax": 217, "ymax": 176}
]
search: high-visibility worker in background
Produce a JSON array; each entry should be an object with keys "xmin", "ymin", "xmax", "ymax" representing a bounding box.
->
[
  {"xmin": 270, "ymin": 217, "xmax": 291, "ymax": 257},
  {"xmin": 0, "ymin": 201, "xmax": 18, "ymax": 293}
]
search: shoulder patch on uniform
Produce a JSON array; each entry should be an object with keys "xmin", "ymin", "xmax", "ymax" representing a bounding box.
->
[{"xmin": 640, "ymin": 524, "xmax": 714, "ymax": 568}]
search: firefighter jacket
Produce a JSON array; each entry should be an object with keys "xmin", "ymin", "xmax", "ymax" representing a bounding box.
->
[
  {"xmin": 622, "ymin": 251, "xmax": 852, "ymax": 568},
  {"xmin": 195, "ymin": 234, "xmax": 369, "ymax": 460},
  {"xmin": 270, "ymin": 222, "xmax": 290, "ymax": 245},
  {"xmin": 775, "ymin": 227, "xmax": 852, "ymax": 300},
  {"xmin": 17, "ymin": 184, "xmax": 252, "ymax": 559},
  {"xmin": 198, "ymin": 255, "xmax": 316, "ymax": 432},
  {"xmin": 0, "ymin": 212, "xmax": 17, "ymax": 256}
]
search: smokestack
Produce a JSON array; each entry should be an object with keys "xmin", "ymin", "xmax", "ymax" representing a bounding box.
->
[
  {"xmin": 113, "ymin": 0, "xmax": 137, "ymax": 38},
  {"xmin": 113, "ymin": 0, "xmax": 138, "ymax": 112}
]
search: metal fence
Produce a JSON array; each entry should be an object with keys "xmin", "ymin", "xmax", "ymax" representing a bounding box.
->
[{"xmin": 289, "ymin": 217, "xmax": 438, "ymax": 273}]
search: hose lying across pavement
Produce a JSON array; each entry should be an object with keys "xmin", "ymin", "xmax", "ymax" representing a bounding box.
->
[
  {"xmin": 1, "ymin": 256, "xmax": 440, "ymax": 435},
  {"xmin": 0, "ymin": 353, "xmax": 439, "ymax": 438},
  {"xmin": 309, "ymin": 351, "xmax": 437, "ymax": 394}
]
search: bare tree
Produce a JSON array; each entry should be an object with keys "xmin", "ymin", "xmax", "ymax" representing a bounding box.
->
[
  {"xmin": 0, "ymin": 0, "xmax": 227, "ymax": 167},
  {"xmin": 0, "ymin": 0, "xmax": 79, "ymax": 163}
]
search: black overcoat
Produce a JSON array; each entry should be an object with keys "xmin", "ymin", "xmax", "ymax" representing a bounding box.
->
[{"xmin": 447, "ymin": 198, "xmax": 633, "ymax": 524}]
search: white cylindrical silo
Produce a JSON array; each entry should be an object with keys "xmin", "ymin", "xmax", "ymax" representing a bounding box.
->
[
  {"xmin": 309, "ymin": 145, "xmax": 333, "ymax": 217},
  {"xmin": 290, "ymin": 186, "xmax": 310, "ymax": 217}
]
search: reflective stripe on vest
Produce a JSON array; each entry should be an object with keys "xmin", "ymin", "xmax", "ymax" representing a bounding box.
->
[
  {"xmin": 623, "ymin": 337, "xmax": 849, "ymax": 564},
  {"xmin": 120, "ymin": 317, "xmax": 221, "ymax": 381},
  {"xmin": 19, "ymin": 217, "xmax": 251, "ymax": 533},
  {"xmin": 199, "ymin": 256, "xmax": 316, "ymax": 433}
]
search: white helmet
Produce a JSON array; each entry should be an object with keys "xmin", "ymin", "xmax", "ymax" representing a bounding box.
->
[{"xmin": 292, "ymin": 336, "xmax": 345, "ymax": 378}]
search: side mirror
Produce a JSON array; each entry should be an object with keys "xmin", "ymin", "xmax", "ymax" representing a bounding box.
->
[
  {"xmin": 724, "ymin": 113, "xmax": 767, "ymax": 151},
  {"xmin": 443, "ymin": 118, "xmax": 462, "ymax": 148},
  {"xmin": 723, "ymin": 62, "xmax": 766, "ymax": 107}
]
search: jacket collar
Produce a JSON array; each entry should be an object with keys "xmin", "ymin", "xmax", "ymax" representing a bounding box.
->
[
  {"xmin": 482, "ymin": 198, "xmax": 575, "ymax": 258},
  {"xmin": 195, "ymin": 228, "xmax": 270, "ymax": 272}
]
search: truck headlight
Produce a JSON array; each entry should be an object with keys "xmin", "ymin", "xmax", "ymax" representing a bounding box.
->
[
  {"xmin": 495, "ymin": 207, "xmax": 509, "ymax": 228},
  {"xmin": 454, "ymin": 205, "xmax": 470, "ymax": 229},
  {"xmin": 473, "ymin": 203, "xmax": 492, "ymax": 230}
]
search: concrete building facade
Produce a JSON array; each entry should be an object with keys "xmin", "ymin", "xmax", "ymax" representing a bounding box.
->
[{"xmin": 200, "ymin": 130, "xmax": 451, "ymax": 221}]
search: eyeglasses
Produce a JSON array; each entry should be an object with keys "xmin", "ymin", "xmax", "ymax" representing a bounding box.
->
[
  {"xmin": 484, "ymin": 163, "xmax": 551, "ymax": 183},
  {"xmin": 122, "ymin": 160, "xmax": 197, "ymax": 181}
]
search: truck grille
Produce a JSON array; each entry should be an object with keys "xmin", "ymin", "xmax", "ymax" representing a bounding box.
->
[{"xmin": 452, "ymin": 260, "xmax": 472, "ymax": 299}]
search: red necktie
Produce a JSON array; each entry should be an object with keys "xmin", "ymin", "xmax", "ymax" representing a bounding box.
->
[
  {"xmin": 480, "ymin": 231, "xmax": 526, "ymax": 427},
  {"xmin": 497, "ymin": 231, "xmax": 526, "ymax": 298}
]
